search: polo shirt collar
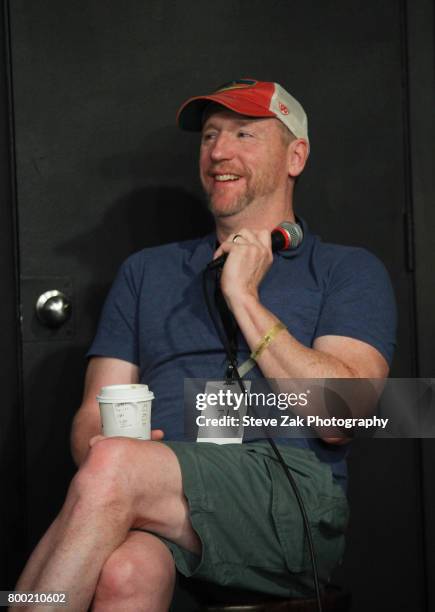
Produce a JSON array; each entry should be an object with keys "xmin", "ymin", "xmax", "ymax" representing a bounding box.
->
[{"xmin": 188, "ymin": 231, "xmax": 216, "ymax": 272}]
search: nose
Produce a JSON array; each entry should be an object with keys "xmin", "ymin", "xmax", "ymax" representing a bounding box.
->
[{"xmin": 209, "ymin": 132, "xmax": 235, "ymax": 162}]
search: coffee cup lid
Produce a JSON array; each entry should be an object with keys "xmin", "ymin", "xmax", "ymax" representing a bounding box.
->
[{"xmin": 97, "ymin": 384, "xmax": 154, "ymax": 402}]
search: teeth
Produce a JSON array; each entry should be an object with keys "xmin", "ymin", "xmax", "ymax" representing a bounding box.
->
[{"xmin": 215, "ymin": 174, "xmax": 239, "ymax": 182}]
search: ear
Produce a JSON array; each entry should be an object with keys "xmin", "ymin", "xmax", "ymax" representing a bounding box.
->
[{"xmin": 288, "ymin": 139, "xmax": 309, "ymax": 178}]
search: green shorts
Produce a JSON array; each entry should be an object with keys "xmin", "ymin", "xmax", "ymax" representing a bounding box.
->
[{"xmin": 160, "ymin": 441, "xmax": 349, "ymax": 599}]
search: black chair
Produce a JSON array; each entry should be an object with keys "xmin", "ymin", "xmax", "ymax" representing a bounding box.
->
[{"xmin": 201, "ymin": 585, "xmax": 351, "ymax": 612}]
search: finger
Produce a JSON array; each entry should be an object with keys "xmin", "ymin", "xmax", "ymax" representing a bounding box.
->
[
  {"xmin": 212, "ymin": 228, "xmax": 271, "ymax": 262},
  {"xmin": 235, "ymin": 228, "xmax": 270, "ymax": 249},
  {"xmin": 256, "ymin": 228, "xmax": 272, "ymax": 249},
  {"xmin": 151, "ymin": 429, "xmax": 165, "ymax": 440},
  {"xmin": 212, "ymin": 240, "xmax": 247, "ymax": 262},
  {"xmin": 237, "ymin": 228, "xmax": 272, "ymax": 258},
  {"xmin": 89, "ymin": 434, "xmax": 105, "ymax": 447},
  {"xmin": 231, "ymin": 233, "xmax": 246, "ymax": 244}
]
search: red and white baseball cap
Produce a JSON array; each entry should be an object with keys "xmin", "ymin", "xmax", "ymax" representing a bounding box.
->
[{"xmin": 177, "ymin": 78, "xmax": 309, "ymax": 145}]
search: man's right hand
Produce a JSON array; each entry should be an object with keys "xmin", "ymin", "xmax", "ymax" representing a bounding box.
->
[
  {"xmin": 71, "ymin": 356, "xmax": 143, "ymax": 466},
  {"xmin": 89, "ymin": 429, "xmax": 165, "ymax": 449}
]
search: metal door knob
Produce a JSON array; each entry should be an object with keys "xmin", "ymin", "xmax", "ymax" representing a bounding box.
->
[{"xmin": 35, "ymin": 290, "xmax": 72, "ymax": 328}]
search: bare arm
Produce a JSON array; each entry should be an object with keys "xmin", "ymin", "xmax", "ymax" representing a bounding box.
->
[
  {"xmin": 214, "ymin": 229, "xmax": 389, "ymax": 442},
  {"xmin": 230, "ymin": 293, "xmax": 388, "ymax": 379},
  {"xmin": 71, "ymin": 357, "xmax": 141, "ymax": 466},
  {"xmin": 230, "ymin": 295, "xmax": 388, "ymax": 444}
]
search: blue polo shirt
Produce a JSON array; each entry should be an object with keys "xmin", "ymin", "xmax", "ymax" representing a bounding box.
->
[{"xmin": 88, "ymin": 219, "xmax": 397, "ymax": 489}]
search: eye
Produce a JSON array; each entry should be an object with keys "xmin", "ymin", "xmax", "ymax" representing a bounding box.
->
[
  {"xmin": 238, "ymin": 130, "xmax": 253, "ymax": 139},
  {"xmin": 201, "ymin": 131, "xmax": 217, "ymax": 143}
]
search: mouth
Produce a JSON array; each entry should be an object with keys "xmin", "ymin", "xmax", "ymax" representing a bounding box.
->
[{"xmin": 213, "ymin": 174, "xmax": 241, "ymax": 183}]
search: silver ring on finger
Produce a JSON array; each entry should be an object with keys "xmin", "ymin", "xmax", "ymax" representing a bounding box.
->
[{"xmin": 232, "ymin": 234, "xmax": 243, "ymax": 243}]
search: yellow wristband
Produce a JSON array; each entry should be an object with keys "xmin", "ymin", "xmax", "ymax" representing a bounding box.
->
[{"xmin": 250, "ymin": 322, "xmax": 287, "ymax": 361}]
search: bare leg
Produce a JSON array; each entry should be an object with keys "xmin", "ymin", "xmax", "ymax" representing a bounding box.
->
[
  {"xmin": 15, "ymin": 438, "xmax": 200, "ymax": 612},
  {"xmin": 15, "ymin": 517, "xmax": 62, "ymax": 591},
  {"xmin": 92, "ymin": 530, "xmax": 176, "ymax": 612}
]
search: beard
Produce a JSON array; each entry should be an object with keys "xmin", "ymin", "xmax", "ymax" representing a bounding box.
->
[
  {"xmin": 201, "ymin": 155, "xmax": 287, "ymax": 218},
  {"xmin": 202, "ymin": 171, "xmax": 264, "ymax": 219},
  {"xmin": 204, "ymin": 189, "xmax": 253, "ymax": 218}
]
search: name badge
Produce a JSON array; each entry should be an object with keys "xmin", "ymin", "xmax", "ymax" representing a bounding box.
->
[{"xmin": 196, "ymin": 380, "xmax": 251, "ymax": 444}]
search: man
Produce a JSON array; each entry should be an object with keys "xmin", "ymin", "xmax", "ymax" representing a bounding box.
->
[{"xmin": 16, "ymin": 79, "xmax": 396, "ymax": 611}]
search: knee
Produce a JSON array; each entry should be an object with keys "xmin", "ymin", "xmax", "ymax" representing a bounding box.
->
[
  {"xmin": 97, "ymin": 554, "xmax": 145, "ymax": 601},
  {"xmin": 70, "ymin": 438, "xmax": 139, "ymax": 509},
  {"xmin": 96, "ymin": 540, "xmax": 176, "ymax": 602}
]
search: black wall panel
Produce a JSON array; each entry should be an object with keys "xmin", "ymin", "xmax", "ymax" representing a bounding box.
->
[
  {"xmin": 406, "ymin": 1, "xmax": 435, "ymax": 611},
  {"xmin": 0, "ymin": 0, "xmax": 26, "ymax": 588}
]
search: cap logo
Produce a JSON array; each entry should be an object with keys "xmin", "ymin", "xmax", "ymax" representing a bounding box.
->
[
  {"xmin": 279, "ymin": 102, "xmax": 289, "ymax": 115},
  {"xmin": 214, "ymin": 79, "xmax": 257, "ymax": 94}
]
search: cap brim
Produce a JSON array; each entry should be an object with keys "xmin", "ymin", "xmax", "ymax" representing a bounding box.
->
[{"xmin": 177, "ymin": 91, "xmax": 275, "ymax": 131}]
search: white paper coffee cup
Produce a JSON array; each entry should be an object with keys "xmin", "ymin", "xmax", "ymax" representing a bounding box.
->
[{"xmin": 97, "ymin": 384, "xmax": 154, "ymax": 439}]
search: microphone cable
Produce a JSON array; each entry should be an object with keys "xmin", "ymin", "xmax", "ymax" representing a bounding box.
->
[{"xmin": 202, "ymin": 265, "xmax": 323, "ymax": 612}]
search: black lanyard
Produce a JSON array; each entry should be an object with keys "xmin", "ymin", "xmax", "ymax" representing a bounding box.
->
[
  {"xmin": 203, "ymin": 265, "xmax": 239, "ymax": 383},
  {"xmin": 214, "ymin": 270, "xmax": 239, "ymax": 382}
]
